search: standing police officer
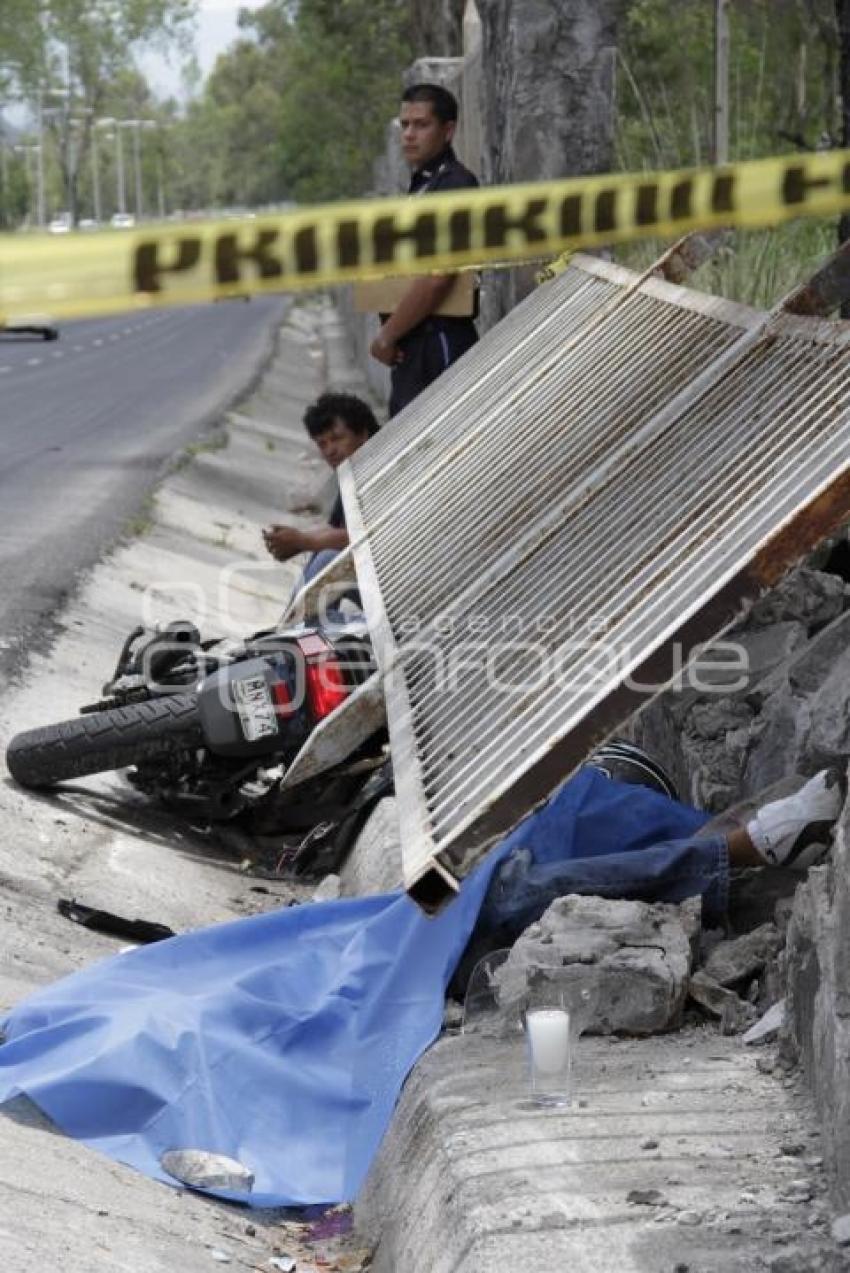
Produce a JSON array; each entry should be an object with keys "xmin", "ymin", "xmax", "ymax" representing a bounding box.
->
[{"xmin": 369, "ymin": 83, "xmax": 479, "ymax": 417}]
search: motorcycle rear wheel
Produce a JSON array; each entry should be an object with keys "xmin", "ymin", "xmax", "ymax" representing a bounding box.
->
[{"xmin": 6, "ymin": 694, "xmax": 203, "ymax": 789}]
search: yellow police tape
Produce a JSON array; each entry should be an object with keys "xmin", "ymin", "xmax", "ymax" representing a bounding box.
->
[{"xmin": 3, "ymin": 149, "xmax": 850, "ymax": 322}]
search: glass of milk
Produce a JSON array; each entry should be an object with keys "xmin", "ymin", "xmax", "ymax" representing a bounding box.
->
[{"xmin": 525, "ymin": 1007, "xmax": 571, "ymax": 1107}]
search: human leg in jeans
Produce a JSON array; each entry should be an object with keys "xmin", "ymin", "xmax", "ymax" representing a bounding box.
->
[{"xmin": 455, "ymin": 769, "xmax": 844, "ymax": 990}]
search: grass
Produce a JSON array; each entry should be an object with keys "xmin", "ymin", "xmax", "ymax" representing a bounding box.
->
[
  {"xmin": 122, "ymin": 493, "xmax": 157, "ymax": 540},
  {"xmin": 615, "ymin": 217, "xmax": 840, "ymax": 310},
  {"xmin": 171, "ymin": 427, "xmax": 230, "ymax": 474}
]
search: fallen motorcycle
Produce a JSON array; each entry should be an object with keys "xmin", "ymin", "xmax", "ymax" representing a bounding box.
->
[{"xmin": 5, "ymin": 618, "xmax": 389, "ymax": 867}]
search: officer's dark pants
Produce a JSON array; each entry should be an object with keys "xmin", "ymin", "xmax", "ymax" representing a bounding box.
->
[{"xmin": 389, "ymin": 319, "xmax": 478, "ymax": 417}]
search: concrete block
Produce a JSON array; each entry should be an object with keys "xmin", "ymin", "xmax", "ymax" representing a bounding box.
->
[
  {"xmin": 688, "ymin": 970, "xmax": 757, "ymax": 1033},
  {"xmin": 747, "ymin": 566, "xmax": 846, "ymax": 630},
  {"xmin": 493, "ymin": 895, "xmax": 697, "ymax": 1036},
  {"xmin": 702, "ymin": 923, "xmax": 783, "ymax": 987},
  {"xmin": 732, "ymin": 623, "xmax": 808, "ymax": 686}
]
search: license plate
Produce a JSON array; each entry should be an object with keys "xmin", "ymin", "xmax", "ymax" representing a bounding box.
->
[{"xmin": 232, "ymin": 675, "xmax": 278, "ymax": 742}]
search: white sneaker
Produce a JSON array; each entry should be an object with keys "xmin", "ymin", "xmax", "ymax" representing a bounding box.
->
[{"xmin": 747, "ymin": 769, "xmax": 846, "ymax": 868}]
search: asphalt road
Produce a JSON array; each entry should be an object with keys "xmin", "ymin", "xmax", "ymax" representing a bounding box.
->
[{"xmin": 0, "ymin": 296, "xmax": 288, "ymax": 685}]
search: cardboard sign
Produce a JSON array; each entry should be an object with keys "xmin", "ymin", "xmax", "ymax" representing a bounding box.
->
[{"xmin": 353, "ymin": 271, "xmax": 475, "ymax": 316}]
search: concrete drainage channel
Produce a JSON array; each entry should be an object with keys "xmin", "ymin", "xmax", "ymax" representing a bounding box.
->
[
  {"xmin": 0, "ymin": 298, "xmax": 845, "ymax": 1271},
  {"xmin": 0, "ymin": 298, "xmax": 368, "ymax": 1270}
]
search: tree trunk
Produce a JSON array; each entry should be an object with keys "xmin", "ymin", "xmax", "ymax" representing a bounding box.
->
[
  {"xmin": 409, "ymin": 0, "xmax": 465, "ymax": 56},
  {"xmin": 477, "ymin": 0, "xmax": 622, "ymax": 323},
  {"xmin": 836, "ymin": 0, "xmax": 850, "ymax": 319}
]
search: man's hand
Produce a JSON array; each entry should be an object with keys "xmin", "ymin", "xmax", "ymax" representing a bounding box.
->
[
  {"xmin": 263, "ymin": 523, "xmax": 350, "ymax": 561},
  {"xmin": 369, "ymin": 331, "xmax": 404, "ymax": 367},
  {"xmin": 263, "ymin": 524, "xmax": 308, "ymax": 561},
  {"xmin": 368, "ymin": 275, "xmax": 456, "ymax": 371}
]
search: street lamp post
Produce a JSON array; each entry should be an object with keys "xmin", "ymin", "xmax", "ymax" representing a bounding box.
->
[
  {"xmin": 120, "ymin": 119, "xmax": 157, "ymax": 220},
  {"xmin": 116, "ymin": 124, "xmax": 126, "ymax": 214},
  {"xmin": 92, "ymin": 116, "xmax": 117, "ymax": 222},
  {"xmin": 152, "ymin": 121, "xmax": 172, "ymax": 220},
  {"xmin": 156, "ymin": 147, "xmax": 166, "ymax": 219},
  {"xmin": 90, "ymin": 124, "xmax": 101, "ymax": 221},
  {"xmin": 36, "ymin": 87, "xmax": 45, "ymax": 225},
  {"xmin": 37, "ymin": 85, "xmax": 70, "ymax": 226},
  {"xmin": 131, "ymin": 120, "xmax": 142, "ymax": 218}
]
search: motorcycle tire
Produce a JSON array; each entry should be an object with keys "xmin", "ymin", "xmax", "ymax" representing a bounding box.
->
[{"xmin": 6, "ymin": 694, "xmax": 203, "ymax": 789}]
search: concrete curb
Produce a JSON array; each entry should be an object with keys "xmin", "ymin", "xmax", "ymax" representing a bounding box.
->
[{"xmin": 356, "ymin": 1028, "xmax": 839, "ymax": 1272}]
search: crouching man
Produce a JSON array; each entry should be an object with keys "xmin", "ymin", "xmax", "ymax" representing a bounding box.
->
[{"xmin": 263, "ymin": 391, "xmax": 379, "ymax": 589}]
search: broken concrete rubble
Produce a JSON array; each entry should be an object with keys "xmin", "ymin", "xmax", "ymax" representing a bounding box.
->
[
  {"xmin": 633, "ymin": 554, "xmax": 850, "ymax": 1211},
  {"xmin": 491, "ymin": 895, "xmax": 699, "ymax": 1036},
  {"xmin": 635, "ymin": 564, "xmax": 850, "ymax": 812},
  {"xmin": 687, "ymin": 970, "xmax": 758, "ymax": 1034}
]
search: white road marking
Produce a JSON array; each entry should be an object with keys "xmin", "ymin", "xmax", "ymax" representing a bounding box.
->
[
  {"xmin": 72, "ymin": 345, "xmax": 84, "ymax": 352},
  {"xmin": 26, "ymin": 357, "xmax": 41, "ymax": 367},
  {"xmin": 0, "ymin": 366, "xmax": 10, "ymax": 374},
  {"xmin": 93, "ymin": 338, "xmax": 103, "ymax": 346},
  {"xmin": 52, "ymin": 351, "xmax": 64, "ymax": 358}
]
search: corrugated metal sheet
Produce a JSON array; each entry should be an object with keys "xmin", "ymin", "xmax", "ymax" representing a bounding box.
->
[{"xmin": 339, "ymin": 253, "xmax": 850, "ymax": 908}]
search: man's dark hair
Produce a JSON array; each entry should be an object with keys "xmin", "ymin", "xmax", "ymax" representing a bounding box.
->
[
  {"xmin": 303, "ymin": 392, "xmax": 380, "ymax": 440},
  {"xmin": 401, "ymin": 82, "xmax": 458, "ymax": 124}
]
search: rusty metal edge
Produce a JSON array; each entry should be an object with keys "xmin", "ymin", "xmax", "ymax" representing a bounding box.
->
[{"xmin": 411, "ymin": 466, "xmax": 850, "ymax": 910}]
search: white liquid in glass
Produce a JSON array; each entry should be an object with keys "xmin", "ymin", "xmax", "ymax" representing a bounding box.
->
[{"xmin": 526, "ymin": 1008, "xmax": 570, "ymax": 1074}]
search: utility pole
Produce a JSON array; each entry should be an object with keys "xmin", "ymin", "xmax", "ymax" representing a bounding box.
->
[
  {"xmin": 36, "ymin": 86, "xmax": 45, "ymax": 226},
  {"xmin": 90, "ymin": 124, "xmax": 101, "ymax": 221},
  {"xmin": 156, "ymin": 147, "xmax": 166, "ymax": 219},
  {"xmin": 116, "ymin": 123, "xmax": 126, "ymax": 213},
  {"xmin": 132, "ymin": 121, "xmax": 143, "ymax": 219},
  {"xmin": 713, "ymin": 0, "xmax": 731, "ymax": 164}
]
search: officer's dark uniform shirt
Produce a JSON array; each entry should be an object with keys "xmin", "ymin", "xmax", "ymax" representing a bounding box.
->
[{"xmin": 387, "ymin": 144, "xmax": 480, "ymax": 417}]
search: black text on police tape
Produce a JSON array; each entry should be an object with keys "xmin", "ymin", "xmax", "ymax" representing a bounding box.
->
[{"xmin": 132, "ymin": 161, "xmax": 850, "ymax": 294}]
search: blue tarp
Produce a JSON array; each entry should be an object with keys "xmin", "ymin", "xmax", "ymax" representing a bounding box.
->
[{"xmin": 0, "ymin": 770, "xmax": 707, "ymax": 1206}]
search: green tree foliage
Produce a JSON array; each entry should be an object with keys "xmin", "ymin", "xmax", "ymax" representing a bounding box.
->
[
  {"xmin": 276, "ymin": 0, "xmax": 413, "ymax": 202},
  {"xmin": 47, "ymin": 0, "xmax": 193, "ymax": 219},
  {"xmin": 167, "ymin": 0, "xmax": 413, "ymax": 210},
  {"xmin": 0, "ymin": 2, "xmax": 46, "ymax": 84},
  {"xmin": 613, "ymin": 0, "xmax": 846, "ymax": 309},
  {"xmin": 617, "ymin": 0, "xmax": 841, "ymax": 170},
  {"xmin": 167, "ymin": 24, "xmax": 290, "ymax": 211},
  {"xmin": 0, "ymin": 0, "xmax": 193, "ymax": 225}
]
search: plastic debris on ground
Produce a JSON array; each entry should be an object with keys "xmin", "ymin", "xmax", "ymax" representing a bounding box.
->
[
  {"xmin": 0, "ymin": 771, "xmax": 705, "ymax": 1205},
  {"xmin": 742, "ymin": 998, "xmax": 785, "ymax": 1045},
  {"xmin": 161, "ymin": 1149, "xmax": 255, "ymax": 1191}
]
